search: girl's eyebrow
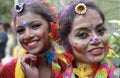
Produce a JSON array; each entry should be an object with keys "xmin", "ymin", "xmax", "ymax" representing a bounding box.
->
[
  {"xmin": 95, "ymin": 23, "xmax": 104, "ymax": 29},
  {"xmin": 76, "ymin": 27, "xmax": 89, "ymax": 31},
  {"xmin": 73, "ymin": 27, "xmax": 90, "ymax": 34},
  {"xmin": 73, "ymin": 23, "xmax": 104, "ymax": 33},
  {"xmin": 29, "ymin": 19, "xmax": 42, "ymax": 25}
]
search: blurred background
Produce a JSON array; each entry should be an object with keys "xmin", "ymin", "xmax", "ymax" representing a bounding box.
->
[{"xmin": 0, "ymin": 0, "xmax": 120, "ymax": 67}]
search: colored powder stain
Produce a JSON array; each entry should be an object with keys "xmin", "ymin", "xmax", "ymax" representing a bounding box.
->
[
  {"xmin": 42, "ymin": 32, "xmax": 47, "ymax": 48},
  {"xmin": 72, "ymin": 46, "xmax": 83, "ymax": 57},
  {"xmin": 16, "ymin": 20, "xmax": 21, "ymax": 25},
  {"xmin": 90, "ymin": 38, "xmax": 99, "ymax": 42},
  {"xmin": 95, "ymin": 38, "xmax": 99, "ymax": 41},
  {"xmin": 23, "ymin": 21, "xmax": 29, "ymax": 26},
  {"xmin": 91, "ymin": 35, "xmax": 94, "ymax": 37},
  {"xmin": 89, "ymin": 24, "xmax": 95, "ymax": 30},
  {"xmin": 28, "ymin": 16, "xmax": 30, "ymax": 19},
  {"xmin": 83, "ymin": 14, "xmax": 86, "ymax": 18},
  {"xmin": 82, "ymin": 44, "xmax": 85, "ymax": 48},
  {"xmin": 90, "ymin": 38, "xmax": 93, "ymax": 42},
  {"xmin": 90, "ymin": 24, "xmax": 93, "ymax": 26},
  {"xmin": 92, "ymin": 57, "xmax": 95, "ymax": 61},
  {"xmin": 75, "ymin": 43, "xmax": 77, "ymax": 45}
]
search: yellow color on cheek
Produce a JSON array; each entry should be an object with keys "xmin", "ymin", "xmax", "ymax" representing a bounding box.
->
[
  {"xmin": 72, "ymin": 46, "xmax": 84, "ymax": 57},
  {"xmin": 74, "ymin": 50, "xmax": 84, "ymax": 57}
]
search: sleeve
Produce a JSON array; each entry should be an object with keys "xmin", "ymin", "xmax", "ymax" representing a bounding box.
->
[{"xmin": 0, "ymin": 59, "xmax": 17, "ymax": 78}]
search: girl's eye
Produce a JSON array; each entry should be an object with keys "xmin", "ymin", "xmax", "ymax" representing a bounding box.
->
[
  {"xmin": 97, "ymin": 27, "xmax": 106, "ymax": 36},
  {"xmin": 16, "ymin": 28, "xmax": 25, "ymax": 34},
  {"xmin": 76, "ymin": 31, "xmax": 89, "ymax": 39},
  {"xmin": 31, "ymin": 23, "xmax": 41, "ymax": 29}
]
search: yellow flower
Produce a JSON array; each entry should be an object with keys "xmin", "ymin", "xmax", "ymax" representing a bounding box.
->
[
  {"xmin": 95, "ymin": 68, "xmax": 108, "ymax": 78},
  {"xmin": 75, "ymin": 3, "xmax": 87, "ymax": 14},
  {"xmin": 73, "ymin": 64, "xmax": 93, "ymax": 78}
]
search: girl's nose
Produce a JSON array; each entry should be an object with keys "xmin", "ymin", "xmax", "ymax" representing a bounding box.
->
[
  {"xmin": 24, "ymin": 29, "xmax": 33, "ymax": 40},
  {"xmin": 89, "ymin": 34, "xmax": 100, "ymax": 45},
  {"xmin": 90, "ymin": 38, "xmax": 100, "ymax": 44}
]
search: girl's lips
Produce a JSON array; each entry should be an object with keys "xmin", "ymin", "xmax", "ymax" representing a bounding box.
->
[
  {"xmin": 88, "ymin": 48, "xmax": 103, "ymax": 56},
  {"xmin": 27, "ymin": 40, "xmax": 39, "ymax": 49}
]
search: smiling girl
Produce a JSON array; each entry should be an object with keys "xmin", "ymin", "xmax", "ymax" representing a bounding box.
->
[{"xmin": 58, "ymin": 0, "xmax": 117, "ymax": 78}]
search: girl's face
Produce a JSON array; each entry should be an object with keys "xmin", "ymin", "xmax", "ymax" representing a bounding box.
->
[
  {"xmin": 16, "ymin": 12, "xmax": 50, "ymax": 54},
  {"xmin": 68, "ymin": 9, "xmax": 109, "ymax": 64}
]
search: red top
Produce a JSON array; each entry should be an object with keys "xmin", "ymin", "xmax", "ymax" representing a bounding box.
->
[
  {"xmin": 0, "ymin": 63, "xmax": 3, "ymax": 70},
  {"xmin": 0, "ymin": 58, "xmax": 17, "ymax": 78}
]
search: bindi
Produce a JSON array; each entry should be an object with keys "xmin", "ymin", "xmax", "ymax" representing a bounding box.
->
[
  {"xmin": 89, "ymin": 24, "xmax": 95, "ymax": 30},
  {"xmin": 23, "ymin": 21, "xmax": 29, "ymax": 26}
]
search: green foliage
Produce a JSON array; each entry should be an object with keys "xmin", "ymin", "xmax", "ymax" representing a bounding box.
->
[
  {"xmin": 108, "ymin": 32, "xmax": 120, "ymax": 67},
  {"xmin": 109, "ymin": 34, "xmax": 120, "ymax": 53},
  {"xmin": 0, "ymin": 0, "xmax": 14, "ymax": 23},
  {"xmin": 46, "ymin": 0, "xmax": 73, "ymax": 13}
]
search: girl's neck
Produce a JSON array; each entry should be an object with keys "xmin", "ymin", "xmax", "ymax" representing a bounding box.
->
[{"xmin": 75, "ymin": 59, "xmax": 99, "ymax": 67}]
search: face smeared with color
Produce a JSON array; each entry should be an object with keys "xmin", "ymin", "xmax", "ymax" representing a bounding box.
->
[
  {"xmin": 68, "ymin": 9, "xmax": 109, "ymax": 64},
  {"xmin": 16, "ymin": 12, "xmax": 50, "ymax": 54}
]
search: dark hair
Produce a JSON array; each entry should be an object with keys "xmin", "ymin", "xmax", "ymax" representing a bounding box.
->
[
  {"xmin": 13, "ymin": 1, "xmax": 56, "ymax": 27},
  {"xmin": 58, "ymin": 0, "xmax": 105, "ymax": 42},
  {"xmin": 3, "ymin": 23, "xmax": 11, "ymax": 32}
]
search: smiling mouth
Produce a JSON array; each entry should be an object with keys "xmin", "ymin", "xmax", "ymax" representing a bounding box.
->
[
  {"xmin": 27, "ymin": 40, "xmax": 39, "ymax": 49},
  {"xmin": 88, "ymin": 48, "xmax": 103, "ymax": 56}
]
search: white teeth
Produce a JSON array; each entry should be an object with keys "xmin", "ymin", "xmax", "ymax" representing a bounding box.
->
[
  {"xmin": 28, "ymin": 41, "xmax": 37, "ymax": 46},
  {"xmin": 90, "ymin": 48, "xmax": 101, "ymax": 52},
  {"xmin": 93, "ymin": 48, "xmax": 100, "ymax": 51}
]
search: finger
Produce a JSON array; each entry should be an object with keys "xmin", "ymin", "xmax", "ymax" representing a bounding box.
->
[
  {"xmin": 21, "ymin": 54, "xmax": 37, "ymax": 69},
  {"xmin": 21, "ymin": 54, "xmax": 37, "ymax": 63}
]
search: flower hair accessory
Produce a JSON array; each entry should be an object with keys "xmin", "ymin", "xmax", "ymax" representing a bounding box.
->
[
  {"xmin": 75, "ymin": 3, "xmax": 87, "ymax": 14},
  {"xmin": 15, "ymin": 2, "xmax": 25, "ymax": 13}
]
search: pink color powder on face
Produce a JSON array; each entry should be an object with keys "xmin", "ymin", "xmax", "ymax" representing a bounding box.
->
[
  {"xmin": 28, "ymin": 16, "xmax": 30, "ymax": 19},
  {"xmin": 72, "ymin": 46, "xmax": 83, "ymax": 57},
  {"xmin": 41, "ymin": 32, "xmax": 47, "ymax": 49},
  {"xmin": 72, "ymin": 46, "xmax": 83, "ymax": 54},
  {"xmin": 75, "ymin": 43, "xmax": 78, "ymax": 46}
]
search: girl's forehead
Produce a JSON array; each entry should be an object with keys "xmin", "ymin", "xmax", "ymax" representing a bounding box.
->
[
  {"xmin": 72, "ymin": 9, "xmax": 103, "ymax": 27},
  {"xmin": 16, "ymin": 12, "xmax": 41, "ymax": 21},
  {"xmin": 15, "ymin": 12, "xmax": 44, "ymax": 27}
]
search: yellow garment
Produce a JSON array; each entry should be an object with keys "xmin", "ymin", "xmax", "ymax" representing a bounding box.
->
[
  {"xmin": 14, "ymin": 45, "xmax": 26, "ymax": 78},
  {"xmin": 15, "ymin": 57, "xmax": 25, "ymax": 78},
  {"xmin": 13, "ymin": 45, "xmax": 26, "ymax": 58}
]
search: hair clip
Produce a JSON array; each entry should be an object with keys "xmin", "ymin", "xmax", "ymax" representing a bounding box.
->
[
  {"xmin": 75, "ymin": 3, "xmax": 87, "ymax": 14},
  {"xmin": 15, "ymin": 2, "xmax": 25, "ymax": 13}
]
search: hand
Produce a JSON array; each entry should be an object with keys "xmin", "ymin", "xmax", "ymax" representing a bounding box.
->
[{"xmin": 21, "ymin": 54, "xmax": 39, "ymax": 78}]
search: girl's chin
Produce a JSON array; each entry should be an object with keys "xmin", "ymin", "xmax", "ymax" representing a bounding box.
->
[
  {"xmin": 27, "ymin": 49, "xmax": 40, "ymax": 54},
  {"xmin": 88, "ymin": 57, "xmax": 104, "ymax": 63}
]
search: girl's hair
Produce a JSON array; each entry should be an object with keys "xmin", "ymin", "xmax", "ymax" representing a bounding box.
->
[
  {"xmin": 58, "ymin": 0, "xmax": 105, "ymax": 42},
  {"xmin": 13, "ymin": 0, "xmax": 56, "ymax": 27}
]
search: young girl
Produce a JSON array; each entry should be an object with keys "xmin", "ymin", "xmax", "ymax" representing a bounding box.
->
[
  {"xmin": 58, "ymin": 0, "xmax": 118, "ymax": 78},
  {"xmin": 0, "ymin": 0, "xmax": 72, "ymax": 78}
]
